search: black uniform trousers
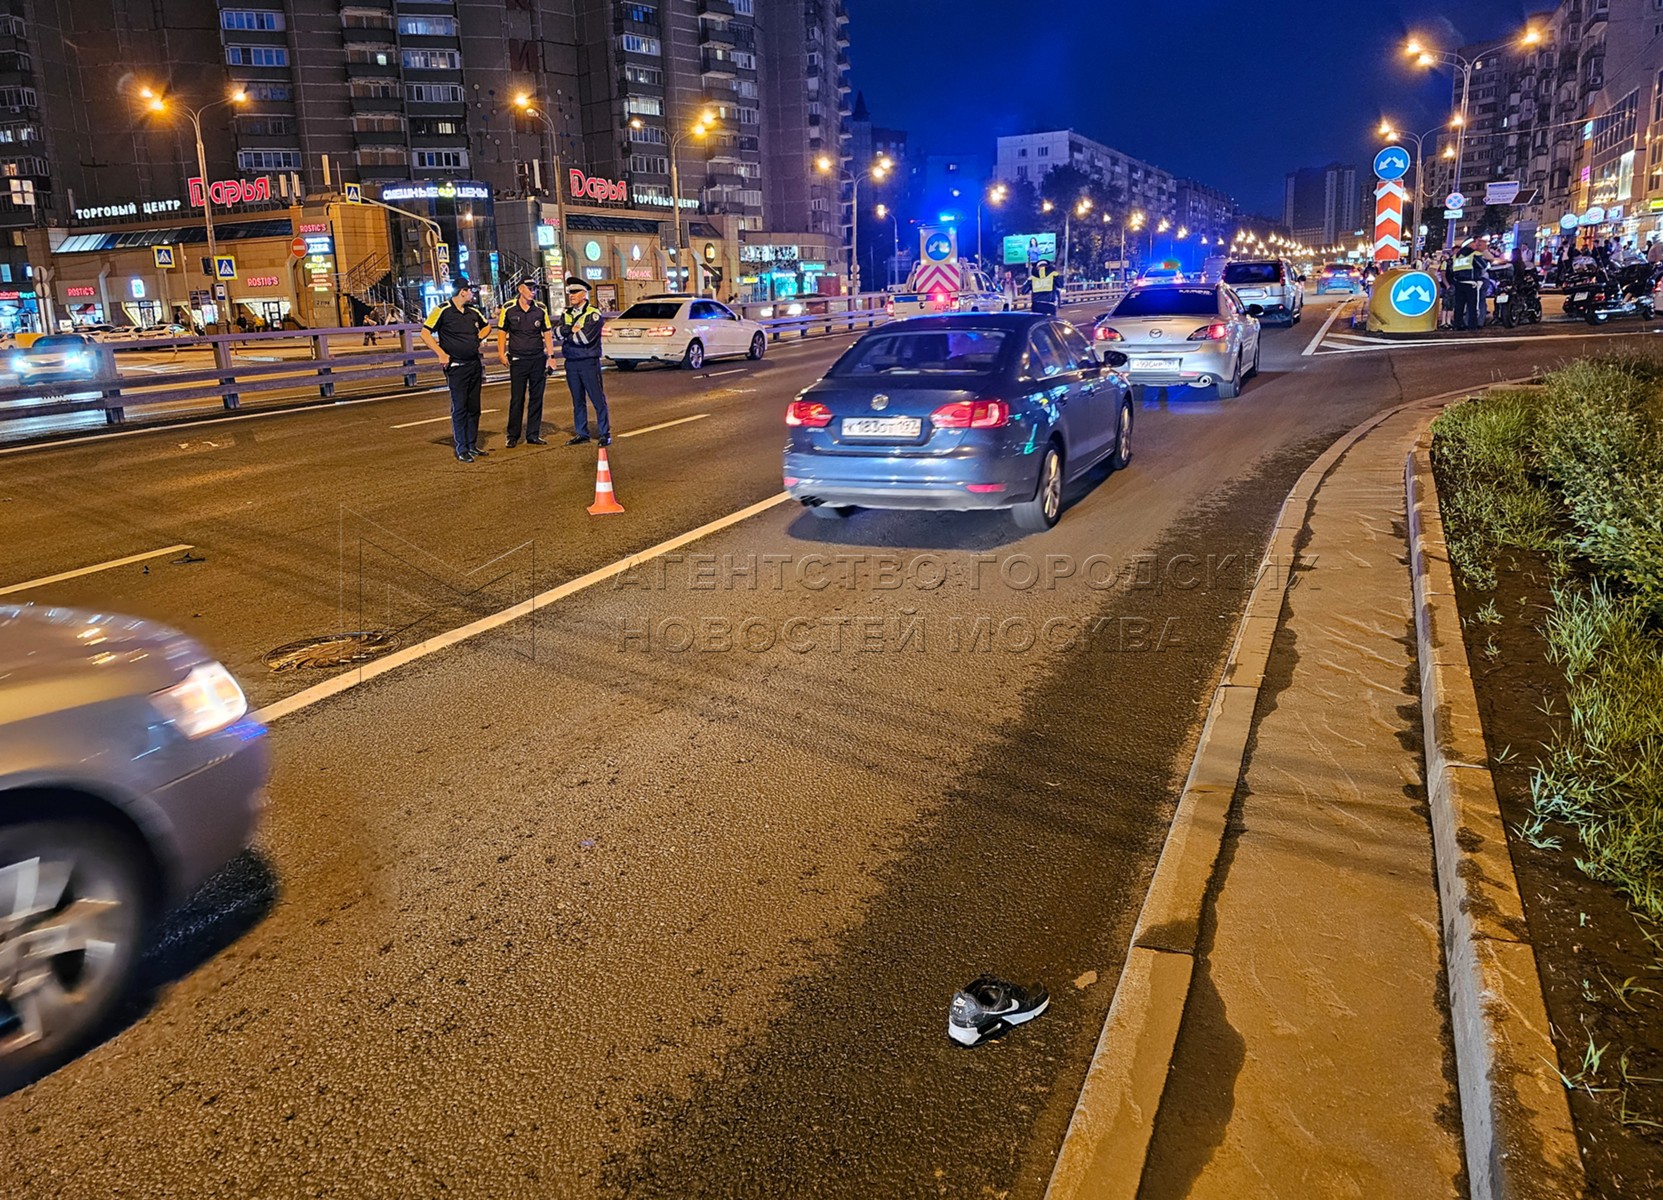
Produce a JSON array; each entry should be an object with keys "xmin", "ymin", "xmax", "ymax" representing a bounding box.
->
[
  {"xmin": 445, "ymin": 357, "xmax": 483, "ymax": 455},
  {"xmin": 566, "ymin": 358, "xmax": 610, "ymax": 441},
  {"xmin": 1032, "ymin": 290, "xmax": 1058, "ymax": 315},
  {"xmin": 1453, "ymin": 281, "xmax": 1483, "ymax": 331},
  {"xmin": 506, "ymin": 356, "xmax": 547, "ymax": 442}
]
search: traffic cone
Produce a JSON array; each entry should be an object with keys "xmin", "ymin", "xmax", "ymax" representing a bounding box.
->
[{"xmin": 587, "ymin": 446, "xmax": 625, "ymax": 515}]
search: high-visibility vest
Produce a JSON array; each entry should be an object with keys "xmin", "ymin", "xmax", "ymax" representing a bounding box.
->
[{"xmin": 1031, "ymin": 268, "xmax": 1056, "ymax": 293}]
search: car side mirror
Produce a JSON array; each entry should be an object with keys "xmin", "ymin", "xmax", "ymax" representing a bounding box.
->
[{"xmin": 1101, "ymin": 350, "xmax": 1130, "ymax": 368}]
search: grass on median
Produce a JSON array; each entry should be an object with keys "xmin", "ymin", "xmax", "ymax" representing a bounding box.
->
[{"xmin": 1432, "ymin": 357, "xmax": 1663, "ymax": 923}]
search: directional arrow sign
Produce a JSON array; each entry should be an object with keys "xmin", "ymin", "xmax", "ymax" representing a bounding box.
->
[
  {"xmin": 1373, "ymin": 146, "xmax": 1412, "ymax": 182},
  {"xmin": 1388, "ymin": 271, "xmax": 1439, "ymax": 319}
]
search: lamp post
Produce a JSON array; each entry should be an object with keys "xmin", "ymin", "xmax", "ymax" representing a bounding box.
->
[
  {"xmin": 634, "ymin": 110, "xmax": 716, "ymax": 293},
  {"xmin": 817, "ymin": 154, "xmax": 892, "ymax": 296},
  {"xmin": 875, "ymin": 203, "xmax": 900, "ymax": 287},
  {"xmin": 142, "ymin": 86, "xmax": 246, "ymax": 332},
  {"xmin": 1379, "ymin": 117, "xmax": 1462, "ymax": 254},
  {"xmin": 514, "ymin": 94, "xmax": 571, "ymax": 287},
  {"xmin": 1406, "ymin": 26, "xmax": 1542, "ymax": 249}
]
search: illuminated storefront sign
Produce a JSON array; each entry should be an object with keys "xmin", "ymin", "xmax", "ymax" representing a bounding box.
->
[
  {"xmin": 568, "ymin": 169, "xmax": 628, "ymax": 203},
  {"xmin": 65, "ymin": 286, "xmax": 96, "ymax": 298},
  {"xmin": 188, "ymin": 176, "xmax": 272, "ymax": 207},
  {"xmin": 299, "ymin": 222, "xmax": 329, "ymax": 235},
  {"xmin": 380, "ymin": 182, "xmax": 491, "ymax": 202},
  {"xmin": 245, "ymin": 275, "xmax": 280, "ymax": 287}
]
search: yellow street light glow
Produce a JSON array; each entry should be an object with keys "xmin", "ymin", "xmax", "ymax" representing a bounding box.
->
[
  {"xmin": 231, "ymin": 90, "xmax": 247, "ymax": 103},
  {"xmin": 1405, "ymin": 39, "xmax": 1424, "ymax": 56},
  {"xmin": 514, "ymin": 93, "xmax": 531, "ymax": 109},
  {"xmin": 1416, "ymin": 53, "xmax": 1435, "ymax": 68},
  {"xmin": 1522, "ymin": 28, "xmax": 1542, "ymax": 46},
  {"xmin": 816, "ymin": 155, "xmax": 833, "ymax": 172},
  {"xmin": 875, "ymin": 204, "xmax": 888, "ymax": 217},
  {"xmin": 1042, "ymin": 200, "xmax": 1054, "ymax": 212},
  {"xmin": 700, "ymin": 109, "xmax": 716, "ymax": 123},
  {"xmin": 629, "ymin": 116, "xmax": 643, "ymax": 129},
  {"xmin": 147, "ymin": 96, "xmax": 165, "ymax": 112}
]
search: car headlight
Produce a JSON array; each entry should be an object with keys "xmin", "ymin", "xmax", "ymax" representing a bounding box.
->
[
  {"xmin": 151, "ymin": 662, "xmax": 248, "ymax": 739},
  {"xmin": 9, "ymin": 353, "xmax": 26, "ymax": 373}
]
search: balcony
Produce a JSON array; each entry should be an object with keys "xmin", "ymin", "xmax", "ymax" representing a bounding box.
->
[
  {"xmin": 698, "ymin": 0, "xmax": 736, "ymax": 17},
  {"xmin": 700, "ymin": 52, "xmax": 736, "ymax": 78},
  {"xmin": 699, "ymin": 21, "xmax": 735, "ymax": 48},
  {"xmin": 350, "ymin": 89, "xmax": 404, "ymax": 113}
]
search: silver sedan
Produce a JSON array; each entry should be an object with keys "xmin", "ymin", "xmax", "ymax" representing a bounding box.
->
[{"xmin": 1090, "ymin": 285, "xmax": 1262, "ymax": 398}]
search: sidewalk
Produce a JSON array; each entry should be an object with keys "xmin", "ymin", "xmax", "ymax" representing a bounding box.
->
[{"xmin": 1136, "ymin": 404, "xmax": 1466, "ymax": 1198}]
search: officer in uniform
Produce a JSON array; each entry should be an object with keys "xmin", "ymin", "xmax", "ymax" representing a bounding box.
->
[
  {"xmin": 1446, "ymin": 238, "xmax": 1487, "ymax": 332},
  {"xmin": 419, "ymin": 278, "xmax": 490, "ymax": 462},
  {"xmin": 1030, "ymin": 259, "xmax": 1059, "ymax": 316},
  {"xmin": 558, "ymin": 277, "xmax": 610, "ymax": 446},
  {"xmin": 495, "ymin": 278, "xmax": 556, "ymax": 447}
]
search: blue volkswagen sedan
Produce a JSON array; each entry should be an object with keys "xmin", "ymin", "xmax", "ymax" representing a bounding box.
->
[{"xmin": 783, "ymin": 314, "xmax": 1133, "ymax": 531}]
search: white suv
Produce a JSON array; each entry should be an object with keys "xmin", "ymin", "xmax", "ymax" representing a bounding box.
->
[{"xmin": 1221, "ymin": 259, "xmax": 1304, "ymax": 326}]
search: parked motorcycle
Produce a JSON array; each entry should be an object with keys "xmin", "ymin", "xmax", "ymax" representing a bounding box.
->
[
  {"xmin": 1495, "ymin": 269, "xmax": 1542, "ymax": 328},
  {"xmin": 1561, "ymin": 265, "xmax": 1603, "ymax": 320},
  {"xmin": 1584, "ymin": 261, "xmax": 1663, "ymax": 325}
]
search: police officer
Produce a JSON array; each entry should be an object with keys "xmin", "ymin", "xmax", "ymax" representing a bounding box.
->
[
  {"xmin": 419, "ymin": 278, "xmax": 490, "ymax": 462},
  {"xmin": 558, "ymin": 277, "xmax": 609, "ymax": 446},
  {"xmin": 1030, "ymin": 258, "xmax": 1059, "ymax": 316},
  {"xmin": 1446, "ymin": 239, "xmax": 1487, "ymax": 332},
  {"xmin": 496, "ymin": 279, "xmax": 556, "ymax": 447}
]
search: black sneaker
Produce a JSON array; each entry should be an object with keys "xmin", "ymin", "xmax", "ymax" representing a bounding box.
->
[
  {"xmin": 598, "ymin": 436, "xmax": 612, "ymax": 447},
  {"xmin": 947, "ymin": 975, "xmax": 1049, "ymax": 1047},
  {"xmin": 470, "ymin": 445, "xmax": 490, "ymax": 457},
  {"xmin": 566, "ymin": 435, "xmax": 591, "ymax": 446},
  {"xmin": 454, "ymin": 451, "xmax": 475, "ymax": 464},
  {"xmin": 505, "ymin": 438, "xmax": 520, "ymax": 449}
]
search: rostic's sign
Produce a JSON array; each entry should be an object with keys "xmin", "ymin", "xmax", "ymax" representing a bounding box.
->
[
  {"xmin": 188, "ymin": 175, "xmax": 272, "ymax": 207},
  {"xmin": 244, "ymin": 275, "xmax": 280, "ymax": 287},
  {"xmin": 568, "ymin": 169, "xmax": 628, "ymax": 203}
]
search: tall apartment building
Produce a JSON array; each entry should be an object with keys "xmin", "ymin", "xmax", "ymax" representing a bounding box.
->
[
  {"xmin": 1173, "ymin": 178, "xmax": 1237, "ymax": 245},
  {"xmin": 995, "ymin": 130, "xmax": 1179, "ymax": 222},
  {"xmin": 1283, "ymin": 162, "xmax": 1360, "ymax": 246},
  {"xmin": 0, "ymin": 0, "xmax": 853, "ymax": 332}
]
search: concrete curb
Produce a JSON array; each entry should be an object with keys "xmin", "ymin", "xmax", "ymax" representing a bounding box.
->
[
  {"xmin": 1044, "ymin": 385, "xmax": 1485, "ymax": 1200},
  {"xmin": 1042, "ymin": 377, "xmax": 1558, "ymax": 1200},
  {"xmin": 1406, "ymin": 433, "xmax": 1587, "ymax": 1200}
]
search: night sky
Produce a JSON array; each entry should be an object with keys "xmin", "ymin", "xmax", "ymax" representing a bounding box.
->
[{"xmin": 843, "ymin": 0, "xmax": 1533, "ymax": 216}]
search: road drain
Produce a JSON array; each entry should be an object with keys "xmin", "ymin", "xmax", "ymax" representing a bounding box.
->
[{"xmin": 263, "ymin": 631, "xmax": 396, "ymax": 671}]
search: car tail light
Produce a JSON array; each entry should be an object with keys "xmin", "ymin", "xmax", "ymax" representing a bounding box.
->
[
  {"xmin": 1094, "ymin": 326, "xmax": 1123, "ymax": 341},
  {"xmin": 1188, "ymin": 322, "xmax": 1230, "ymax": 341},
  {"xmin": 885, "ymin": 298, "xmax": 894, "ymax": 315},
  {"xmin": 646, "ymin": 325, "xmax": 677, "ymax": 337},
  {"xmin": 786, "ymin": 400, "xmax": 833, "ymax": 427},
  {"xmin": 930, "ymin": 399, "xmax": 1011, "ymax": 429}
]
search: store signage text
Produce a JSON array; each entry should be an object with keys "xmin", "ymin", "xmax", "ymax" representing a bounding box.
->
[
  {"xmin": 568, "ymin": 169, "xmax": 628, "ymax": 203},
  {"xmin": 188, "ymin": 175, "xmax": 272, "ymax": 207},
  {"xmin": 633, "ymin": 190, "xmax": 699, "ymax": 210},
  {"xmin": 72, "ymin": 197, "xmax": 190, "ymax": 221},
  {"xmin": 65, "ymin": 286, "xmax": 96, "ymax": 297},
  {"xmin": 245, "ymin": 276, "xmax": 280, "ymax": 288},
  {"xmin": 299, "ymin": 222, "xmax": 329, "ymax": 234},
  {"xmin": 380, "ymin": 182, "xmax": 491, "ymax": 202},
  {"xmin": 740, "ymin": 244, "xmax": 801, "ymax": 264}
]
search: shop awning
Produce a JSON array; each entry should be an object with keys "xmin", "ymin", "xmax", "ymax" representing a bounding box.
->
[
  {"xmin": 53, "ymin": 219, "xmax": 295, "ymax": 255},
  {"xmin": 566, "ymin": 214, "xmax": 663, "ymax": 235}
]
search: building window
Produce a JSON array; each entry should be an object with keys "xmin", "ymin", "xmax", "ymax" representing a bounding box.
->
[
  {"xmin": 630, "ymin": 154, "xmax": 669, "ymax": 175},
  {"xmin": 630, "ymin": 124, "xmax": 666, "ymax": 145},
  {"xmin": 221, "ymin": 10, "xmax": 284, "ymax": 31},
  {"xmin": 342, "ymin": 10, "xmax": 394, "ymax": 30},
  {"xmin": 402, "ymin": 49, "xmax": 461, "ymax": 71},
  {"xmin": 621, "ymin": 34, "xmax": 661, "ymax": 55},
  {"xmin": 350, "ymin": 79, "xmax": 400, "ymax": 99},
  {"xmin": 625, "ymin": 64, "xmax": 663, "ymax": 87},
  {"xmin": 625, "ymin": 95, "xmax": 663, "ymax": 116},
  {"xmin": 239, "ymin": 115, "xmax": 295, "ymax": 137},
  {"xmin": 226, "ymin": 45, "xmax": 289, "ymax": 67},
  {"xmin": 1038, "ymin": 145, "xmax": 1049, "ymax": 156},
  {"xmin": 397, "ymin": 16, "xmax": 458, "ymax": 36},
  {"xmin": 407, "ymin": 84, "xmax": 465, "ymax": 103},
  {"xmin": 634, "ymin": 183, "xmax": 669, "ymax": 202},
  {"xmin": 240, "ymin": 82, "xmax": 292, "ymax": 102},
  {"xmin": 732, "ymin": 0, "xmax": 753, "ymax": 12},
  {"xmin": 410, "ymin": 118, "xmax": 465, "ymax": 137},
  {"xmin": 622, "ymin": 3, "xmax": 657, "ymax": 22},
  {"xmin": 237, "ymin": 149, "xmax": 302, "ymax": 171},
  {"xmin": 347, "ymin": 46, "xmax": 396, "ymax": 65},
  {"xmin": 0, "ymin": 87, "xmax": 34, "ymax": 111},
  {"xmin": 413, "ymin": 148, "xmax": 469, "ymax": 169},
  {"xmin": 356, "ymin": 146, "xmax": 408, "ymax": 167},
  {"xmin": 735, "ymin": 79, "xmax": 758, "ymax": 99},
  {"xmin": 732, "ymin": 51, "xmax": 756, "ymax": 70},
  {"xmin": 352, "ymin": 113, "xmax": 404, "ymax": 134}
]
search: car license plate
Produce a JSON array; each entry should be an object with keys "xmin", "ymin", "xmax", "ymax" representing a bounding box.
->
[
  {"xmin": 613, "ymin": 329, "xmax": 641, "ymax": 338},
  {"xmin": 1573, "ymin": 292, "xmax": 1589, "ymax": 300},
  {"xmin": 1496, "ymin": 293, "xmax": 1509, "ymax": 303},
  {"xmin": 1139, "ymin": 357, "xmax": 1181, "ymax": 370},
  {"xmin": 841, "ymin": 416, "xmax": 921, "ymax": 438}
]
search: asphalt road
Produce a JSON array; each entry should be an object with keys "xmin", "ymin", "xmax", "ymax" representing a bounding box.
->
[{"xmin": 1, "ymin": 299, "xmax": 1656, "ymax": 1198}]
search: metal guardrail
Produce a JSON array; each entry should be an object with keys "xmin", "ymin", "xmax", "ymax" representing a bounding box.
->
[{"xmin": 0, "ymin": 291, "xmax": 1129, "ymax": 432}]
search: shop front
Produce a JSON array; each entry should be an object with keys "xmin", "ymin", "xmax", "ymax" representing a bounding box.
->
[
  {"xmin": 376, "ymin": 180, "xmax": 498, "ymax": 317},
  {"xmin": 0, "ymin": 288, "xmax": 42, "ymax": 334},
  {"xmin": 735, "ymin": 238, "xmax": 845, "ymax": 303}
]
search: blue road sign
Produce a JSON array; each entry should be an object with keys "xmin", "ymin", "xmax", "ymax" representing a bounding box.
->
[
  {"xmin": 153, "ymin": 245, "xmax": 175, "ymax": 269},
  {"xmin": 924, "ymin": 232, "xmax": 953, "ymax": 262},
  {"xmin": 214, "ymin": 255, "xmax": 237, "ymax": 280},
  {"xmin": 1388, "ymin": 271, "xmax": 1439, "ymax": 318},
  {"xmin": 344, "ymin": 182, "xmax": 363, "ymax": 204},
  {"xmin": 1373, "ymin": 146, "xmax": 1412, "ymax": 182}
]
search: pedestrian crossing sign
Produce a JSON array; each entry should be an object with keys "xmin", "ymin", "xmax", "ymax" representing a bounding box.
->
[
  {"xmin": 343, "ymin": 182, "xmax": 362, "ymax": 204},
  {"xmin": 153, "ymin": 245, "xmax": 176, "ymax": 269},
  {"xmin": 215, "ymin": 255, "xmax": 237, "ymax": 280},
  {"xmin": 436, "ymin": 243, "xmax": 450, "ymax": 264}
]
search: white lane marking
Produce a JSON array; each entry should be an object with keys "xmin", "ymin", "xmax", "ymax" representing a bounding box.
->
[
  {"xmin": 617, "ymin": 413, "xmax": 710, "ymax": 438},
  {"xmin": 254, "ymin": 491, "xmax": 793, "ymax": 724},
  {"xmin": 704, "ymin": 369, "xmax": 745, "ymax": 377},
  {"xmin": 1301, "ymin": 299, "xmax": 1355, "ymax": 357},
  {"xmin": 1312, "ymin": 327, "xmax": 1663, "ymax": 355},
  {"xmin": 0, "ymin": 544, "xmax": 196, "ymax": 597},
  {"xmin": 392, "ymin": 407, "xmax": 498, "ymax": 430}
]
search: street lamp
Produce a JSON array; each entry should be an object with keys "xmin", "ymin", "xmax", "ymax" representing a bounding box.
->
[
  {"xmin": 1405, "ymin": 26, "xmax": 1542, "ymax": 248},
  {"xmin": 982, "ymin": 183, "xmax": 1007, "ymax": 268},
  {"xmin": 654, "ymin": 110, "xmax": 717, "ymax": 293},
  {"xmin": 817, "ymin": 153, "xmax": 892, "ymax": 295},
  {"xmin": 875, "ymin": 203, "xmax": 900, "ymax": 287},
  {"xmin": 515, "ymin": 94, "xmax": 571, "ymax": 286},
  {"xmin": 1379, "ymin": 116, "xmax": 1461, "ymax": 253},
  {"xmin": 142, "ymin": 85, "xmax": 246, "ymax": 332}
]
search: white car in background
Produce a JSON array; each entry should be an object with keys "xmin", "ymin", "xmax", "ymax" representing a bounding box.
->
[{"xmin": 601, "ymin": 295, "xmax": 768, "ymax": 370}]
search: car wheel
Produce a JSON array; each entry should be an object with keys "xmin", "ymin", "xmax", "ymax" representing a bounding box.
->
[
  {"xmin": 1244, "ymin": 339, "xmax": 1261, "ymax": 379},
  {"xmin": 747, "ymin": 333, "xmax": 766, "ymax": 361},
  {"xmin": 0, "ymin": 819, "xmax": 149, "ymax": 1094},
  {"xmin": 681, "ymin": 340, "xmax": 705, "ymax": 369},
  {"xmin": 1012, "ymin": 443, "xmax": 1064, "ymax": 532},
  {"xmin": 1109, "ymin": 400, "xmax": 1133, "ymax": 470},
  {"xmin": 808, "ymin": 504, "xmax": 854, "ymax": 520},
  {"xmin": 616, "ymin": 360, "xmax": 638, "ymax": 371},
  {"xmin": 1216, "ymin": 353, "xmax": 1242, "ymax": 398}
]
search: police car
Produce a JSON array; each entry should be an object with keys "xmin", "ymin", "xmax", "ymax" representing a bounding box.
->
[{"xmin": 886, "ymin": 266, "xmax": 1009, "ymax": 318}]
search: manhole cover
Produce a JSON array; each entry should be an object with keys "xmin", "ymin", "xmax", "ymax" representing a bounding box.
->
[{"xmin": 263, "ymin": 631, "xmax": 396, "ymax": 671}]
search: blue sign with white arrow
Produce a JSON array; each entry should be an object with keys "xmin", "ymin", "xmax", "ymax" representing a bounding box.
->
[
  {"xmin": 1373, "ymin": 146, "xmax": 1412, "ymax": 182},
  {"xmin": 1388, "ymin": 271, "xmax": 1439, "ymax": 318},
  {"xmin": 924, "ymin": 232, "xmax": 953, "ymax": 262}
]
